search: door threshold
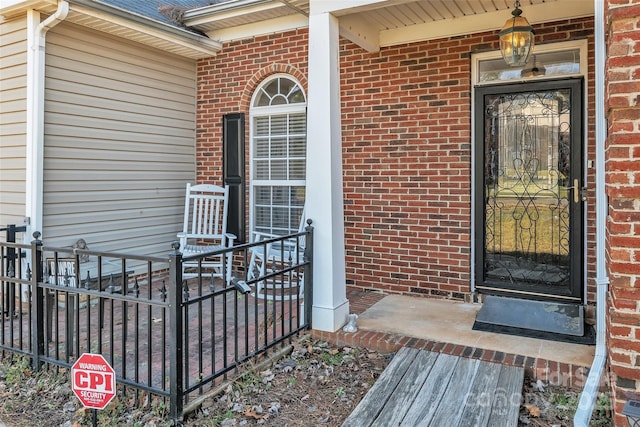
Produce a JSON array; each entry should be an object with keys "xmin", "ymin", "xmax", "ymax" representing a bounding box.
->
[{"xmin": 473, "ymin": 295, "xmax": 595, "ymax": 345}]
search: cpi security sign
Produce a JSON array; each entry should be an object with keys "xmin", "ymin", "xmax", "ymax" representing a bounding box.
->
[{"xmin": 71, "ymin": 353, "xmax": 116, "ymax": 409}]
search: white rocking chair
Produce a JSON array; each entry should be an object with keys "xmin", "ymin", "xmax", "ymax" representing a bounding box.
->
[
  {"xmin": 178, "ymin": 183, "xmax": 236, "ymax": 284},
  {"xmin": 248, "ymin": 207, "xmax": 306, "ymax": 300}
]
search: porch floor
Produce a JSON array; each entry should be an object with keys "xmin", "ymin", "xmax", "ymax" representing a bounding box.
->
[{"xmin": 344, "ymin": 289, "xmax": 595, "ymax": 369}]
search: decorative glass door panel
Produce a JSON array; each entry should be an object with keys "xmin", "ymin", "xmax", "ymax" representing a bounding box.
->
[{"xmin": 474, "ymin": 79, "xmax": 583, "ymax": 301}]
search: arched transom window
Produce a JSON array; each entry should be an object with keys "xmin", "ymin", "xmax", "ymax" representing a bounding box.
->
[{"xmin": 250, "ymin": 75, "xmax": 306, "ymax": 235}]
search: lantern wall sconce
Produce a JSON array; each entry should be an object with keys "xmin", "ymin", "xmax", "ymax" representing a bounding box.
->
[{"xmin": 499, "ymin": 0, "xmax": 535, "ymax": 67}]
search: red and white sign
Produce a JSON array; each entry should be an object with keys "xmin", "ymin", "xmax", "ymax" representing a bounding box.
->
[{"xmin": 71, "ymin": 353, "xmax": 116, "ymax": 409}]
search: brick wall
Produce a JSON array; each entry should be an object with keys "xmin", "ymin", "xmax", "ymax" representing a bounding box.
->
[
  {"xmin": 605, "ymin": 1, "xmax": 640, "ymax": 424},
  {"xmin": 196, "ymin": 30, "xmax": 309, "ymax": 184},
  {"xmin": 340, "ymin": 18, "xmax": 596, "ymax": 299},
  {"xmin": 195, "ymin": 18, "xmax": 596, "ymax": 300}
]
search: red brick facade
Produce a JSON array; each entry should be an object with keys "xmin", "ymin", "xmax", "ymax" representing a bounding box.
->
[
  {"xmin": 196, "ymin": 17, "xmax": 596, "ymax": 301},
  {"xmin": 341, "ymin": 18, "xmax": 596, "ymax": 299},
  {"xmin": 606, "ymin": 0, "xmax": 640, "ymax": 424}
]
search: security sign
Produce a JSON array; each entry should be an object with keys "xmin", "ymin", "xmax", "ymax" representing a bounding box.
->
[{"xmin": 71, "ymin": 353, "xmax": 116, "ymax": 409}]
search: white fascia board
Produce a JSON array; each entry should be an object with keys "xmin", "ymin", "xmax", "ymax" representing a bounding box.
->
[
  {"xmin": 380, "ymin": 0, "xmax": 595, "ymax": 47},
  {"xmin": 310, "ymin": 0, "xmax": 396, "ymax": 15},
  {"xmin": 339, "ymin": 13, "xmax": 379, "ymax": 52},
  {"xmin": 206, "ymin": 14, "xmax": 308, "ymax": 43},
  {"xmin": 69, "ymin": 3, "xmax": 222, "ymax": 56},
  {"xmin": 184, "ymin": 0, "xmax": 284, "ymax": 26}
]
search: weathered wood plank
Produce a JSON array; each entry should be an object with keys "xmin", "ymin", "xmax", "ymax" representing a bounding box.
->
[
  {"xmin": 428, "ymin": 356, "xmax": 482, "ymax": 426},
  {"xmin": 398, "ymin": 353, "xmax": 461, "ymax": 426},
  {"xmin": 342, "ymin": 347, "xmax": 420, "ymax": 427},
  {"xmin": 456, "ymin": 361, "xmax": 503, "ymax": 427},
  {"xmin": 486, "ymin": 364, "xmax": 524, "ymax": 427},
  {"xmin": 373, "ymin": 350, "xmax": 439, "ymax": 426},
  {"xmin": 346, "ymin": 347, "xmax": 524, "ymax": 427}
]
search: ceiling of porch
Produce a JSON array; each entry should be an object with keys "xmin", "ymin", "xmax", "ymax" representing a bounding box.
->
[{"xmin": 184, "ymin": 0, "xmax": 594, "ymax": 52}]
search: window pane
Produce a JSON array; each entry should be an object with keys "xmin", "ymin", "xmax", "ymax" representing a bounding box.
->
[
  {"xmin": 478, "ymin": 48, "xmax": 581, "ymax": 83},
  {"xmin": 254, "ymin": 186, "xmax": 271, "ymax": 205},
  {"xmin": 271, "ymin": 115, "xmax": 287, "ymax": 135},
  {"xmin": 272, "ymin": 95, "xmax": 288, "ymax": 105},
  {"xmin": 254, "ymin": 138, "xmax": 269, "ymax": 158},
  {"xmin": 289, "ymin": 86, "xmax": 305, "ymax": 104},
  {"xmin": 280, "ymin": 77, "xmax": 295, "ymax": 98},
  {"xmin": 254, "ymin": 160, "xmax": 269, "ymax": 180},
  {"xmin": 255, "ymin": 117, "xmax": 270, "ymax": 136},
  {"xmin": 264, "ymin": 79, "xmax": 280, "ymax": 98},
  {"xmin": 289, "ymin": 136, "xmax": 306, "ymax": 157},
  {"xmin": 271, "ymin": 137, "xmax": 287, "ymax": 157},
  {"xmin": 270, "ymin": 159, "xmax": 287, "ymax": 179},
  {"xmin": 289, "ymin": 114, "xmax": 306, "ymax": 134},
  {"xmin": 289, "ymin": 159, "xmax": 306, "ymax": 180}
]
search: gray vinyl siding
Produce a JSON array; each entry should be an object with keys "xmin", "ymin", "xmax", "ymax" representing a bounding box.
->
[
  {"xmin": 43, "ymin": 22, "xmax": 197, "ymax": 256},
  {"xmin": 0, "ymin": 16, "xmax": 28, "ymax": 227}
]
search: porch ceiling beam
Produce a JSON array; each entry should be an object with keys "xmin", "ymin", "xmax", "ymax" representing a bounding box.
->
[
  {"xmin": 339, "ymin": 14, "xmax": 380, "ymax": 53},
  {"xmin": 379, "ymin": 0, "xmax": 595, "ymax": 47}
]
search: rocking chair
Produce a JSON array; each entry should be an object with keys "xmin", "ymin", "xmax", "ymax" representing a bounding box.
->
[
  {"xmin": 178, "ymin": 183, "xmax": 236, "ymax": 284},
  {"xmin": 248, "ymin": 207, "xmax": 306, "ymax": 300}
]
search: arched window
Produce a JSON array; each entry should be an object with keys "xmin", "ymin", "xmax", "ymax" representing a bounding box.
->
[{"xmin": 250, "ymin": 75, "xmax": 306, "ymax": 235}]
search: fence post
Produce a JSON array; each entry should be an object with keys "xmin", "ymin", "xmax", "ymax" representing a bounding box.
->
[
  {"xmin": 168, "ymin": 241, "xmax": 184, "ymax": 423},
  {"xmin": 30, "ymin": 231, "xmax": 45, "ymax": 371},
  {"xmin": 4, "ymin": 224, "xmax": 16, "ymax": 317},
  {"xmin": 303, "ymin": 220, "xmax": 314, "ymax": 327}
]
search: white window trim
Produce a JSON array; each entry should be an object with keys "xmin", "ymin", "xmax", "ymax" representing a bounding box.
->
[
  {"xmin": 472, "ymin": 39, "xmax": 588, "ymax": 86},
  {"xmin": 249, "ymin": 74, "xmax": 307, "ymax": 236}
]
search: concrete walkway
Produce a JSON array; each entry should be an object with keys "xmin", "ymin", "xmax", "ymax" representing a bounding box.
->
[{"xmin": 356, "ymin": 294, "xmax": 594, "ymax": 367}]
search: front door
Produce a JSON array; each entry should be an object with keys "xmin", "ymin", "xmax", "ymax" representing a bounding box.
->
[{"xmin": 474, "ymin": 78, "xmax": 583, "ymax": 301}]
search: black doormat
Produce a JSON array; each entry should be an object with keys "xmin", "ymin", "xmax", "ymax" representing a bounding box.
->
[
  {"xmin": 472, "ymin": 320, "xmax": 596, "ymax": 345},
  {"xmin": 473, "ymin": 295, "xmax": 595, "ymax": 345}
]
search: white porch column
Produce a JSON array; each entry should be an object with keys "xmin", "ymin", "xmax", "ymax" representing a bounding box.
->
[{"xmin": 306, "ymin": 10, "xmax": 349, "ymax": 332}]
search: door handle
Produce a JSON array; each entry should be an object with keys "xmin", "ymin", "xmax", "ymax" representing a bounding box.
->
[{"xmin": 567, "ymin": 179, "xmax": 580, "ymax": 204}]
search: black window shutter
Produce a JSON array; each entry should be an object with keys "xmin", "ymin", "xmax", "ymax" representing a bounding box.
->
[{"xmin": 223, "ymin": 113, "xmax": 246, "ymax": 243}]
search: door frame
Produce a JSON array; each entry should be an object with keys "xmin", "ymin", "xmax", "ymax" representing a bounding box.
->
[{"xmin": 472, "ymin": 78, "xmax": 585, "ymax": 302}]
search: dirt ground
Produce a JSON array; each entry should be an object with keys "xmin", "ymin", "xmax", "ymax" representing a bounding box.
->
[{"xmin": 0, "ymin": 336, "xmax": 612, "ymax": 427}]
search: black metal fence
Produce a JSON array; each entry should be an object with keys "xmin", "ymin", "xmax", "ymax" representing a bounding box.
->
[{"xmin": 0, "ymin": 222, "xmax": 313, "ymax": 423}]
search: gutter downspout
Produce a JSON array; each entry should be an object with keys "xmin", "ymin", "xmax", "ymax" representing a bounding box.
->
[
  {"xmin": 574, "ymin": 0, "xmax": 609, "ymax": 425},
  {"xmin": 25, "ymin": 0, "xmax": 69, "ymax": 240}
]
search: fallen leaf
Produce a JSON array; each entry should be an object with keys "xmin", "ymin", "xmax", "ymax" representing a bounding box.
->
[
  {"xmin": 524, "ymin": 404, "xmax": 541, "ymax": 417},
  {"xmin": 244, "ymin": 408, "xmax": 269, "ymax": 419}
]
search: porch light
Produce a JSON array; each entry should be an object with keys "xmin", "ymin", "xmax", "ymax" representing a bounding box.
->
[
  {"xmin": 499, "ymin": 0, "xmax": 535, "ymax": 67},
  {"xmin": 623, "ymin": 400, "xmax": 640, "ymax": 427}
]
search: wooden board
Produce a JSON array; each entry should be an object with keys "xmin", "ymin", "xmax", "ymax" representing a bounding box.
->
[
  {"xmin": 344, "ymin": 348, "xmax": 524, "ymax": 427},
  {"xmin": 373, "ymin": 350, "xmax": 439, "ymax": 426},
  {"xmin": 342, "ymin": 347, "xmax": 419, "ymax": 427}
]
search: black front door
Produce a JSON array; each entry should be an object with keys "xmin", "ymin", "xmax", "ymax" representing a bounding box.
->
[{"xmin": 474, "ymin": 78, "xmax": 584, "ymax": 301}]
